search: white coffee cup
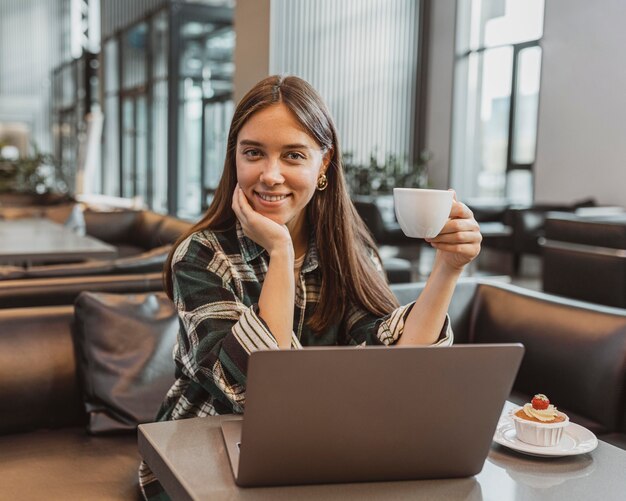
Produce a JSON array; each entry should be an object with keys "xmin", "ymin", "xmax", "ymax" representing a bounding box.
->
[{"xmin": 393, "ymin": 188, "xmax": 454, "ymax": 239}]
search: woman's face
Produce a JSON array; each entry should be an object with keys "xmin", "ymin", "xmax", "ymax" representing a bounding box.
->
[{"xmin": 235, "ymin": 103, "xmax": 329, "ymax": 237}]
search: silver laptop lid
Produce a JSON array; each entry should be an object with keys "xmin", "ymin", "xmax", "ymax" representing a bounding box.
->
[{"xmin": 233, "ymin": 344, "xmax": 524, "ymax": 487}]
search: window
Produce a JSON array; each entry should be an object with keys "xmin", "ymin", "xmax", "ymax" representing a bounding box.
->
[
  {"xmin": 270, "ymin": 0, "xmax": 422, "ymax": 192},
  {"xmin": 100, "ymin": 4, "xmax": 234, "ymax": 217},
  {"xmin": 451, "ymin": 0, "xmax": 544, "ymax": 204}
]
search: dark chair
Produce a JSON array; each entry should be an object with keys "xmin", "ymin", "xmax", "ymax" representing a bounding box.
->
[
  {"xmin": 84, "ymin": 209, "xmax": 192, "ymax": 257},
  {"xmin": 542, "ymin": 212, "xmax": 626, "ymax": 307},
  {"xmin": 352, "ymin": 198, "xmax": 418, "ymax": 283},
  {"xmin": 475, "ymin": 199, "xmax": 597, "ymax": 275},
  {"xmin": 0, "ymin": 209, "xmax": 193, "ymax": 281},
  {"xmin": 352, "ymin": 198, "xmax": 414, "ymax": 247}
]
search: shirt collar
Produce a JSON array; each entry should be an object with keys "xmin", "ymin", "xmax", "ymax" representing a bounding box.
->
[
  {"xmin": 236, "ymin": 221, "xmax": 266, "ymax": 262},
  {"xmin": 302, "ymin": 231, "xmax": 319, "ymax": 273},
  {"xmin": 236, "ymin": 220, "xmax": 320, "ymax": 273}
]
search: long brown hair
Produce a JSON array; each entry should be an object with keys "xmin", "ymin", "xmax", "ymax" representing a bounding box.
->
[{"xmin": 165, "ymin": 75, "xmax": 399, "ymax": 331}]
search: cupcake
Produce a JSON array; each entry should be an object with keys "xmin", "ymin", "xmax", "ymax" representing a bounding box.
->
[{"xmin": 511, "ymin": 394, "xmax": 569, "ymax": 446}]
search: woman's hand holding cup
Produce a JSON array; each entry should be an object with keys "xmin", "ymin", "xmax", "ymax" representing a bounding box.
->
[
  {"xmin": 424, "ymin": 191, "xmax": 482, "ymax": 272},
  {"xmin": 393, "ymin": 188, "xmax": 481, "ymax": 272}
]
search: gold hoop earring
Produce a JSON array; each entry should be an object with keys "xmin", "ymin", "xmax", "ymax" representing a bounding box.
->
[{"xmin": 316, "ymin": 173, "xmax": 328, "ymax": 191}]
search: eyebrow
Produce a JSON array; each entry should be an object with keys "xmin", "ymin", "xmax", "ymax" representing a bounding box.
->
[{"xmin": 238, "ymin": 139, "xmax": 312, "ymax": 150}]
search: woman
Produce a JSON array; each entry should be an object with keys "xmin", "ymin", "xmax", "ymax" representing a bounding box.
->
[{"xmin": 139, "ymin": 75, "xmax": 481, "ymax": 498}]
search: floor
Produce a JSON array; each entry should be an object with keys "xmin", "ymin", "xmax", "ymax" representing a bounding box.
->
[{"xmin": 381, "ymin": 244, "xmax": 542, "ymax": 292}]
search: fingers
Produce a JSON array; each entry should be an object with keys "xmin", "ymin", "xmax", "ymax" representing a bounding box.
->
[
  {"xmin": 433, "ymin": 217, "xmax": 480, "ymax": 236},
  {"xmin": 449, "ymin": 199, "xmax": 473, "ymax": 219},
  {"xmin": 425, "ymin": 201, "xmax": 481, "ymax": 245},
  {"xmin": 231, "ymin": 185, "xmax": 240, "ymax": 212},
  {"xmin": 427, "ymin": 230, "xmax": 482, "ymax": 245},
  {"xmin": 232, "ymin": 185, "xmax": 248, "ymax": 224},
  {"xmin": 429, "ymin": 241, "xmax": 481, "ymax": 257}
]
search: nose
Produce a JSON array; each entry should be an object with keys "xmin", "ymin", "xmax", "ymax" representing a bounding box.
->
[{"xmin": 259, "ymin": 156, "xmax": 285, "ymax": 186}]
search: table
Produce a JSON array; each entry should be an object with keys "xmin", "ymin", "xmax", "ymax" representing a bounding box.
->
[
  {"xmin": 0, "ymin": 218, "xmax": 117, "ymax": 265},
  {"xmin": 138, "ymin": 403, "xmax": 626, "ymax": 500}
]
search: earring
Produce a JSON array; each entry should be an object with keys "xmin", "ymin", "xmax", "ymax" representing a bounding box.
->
[{"xmin": 316, "ymin": 173, "xmax": 328, "ymax": 191}]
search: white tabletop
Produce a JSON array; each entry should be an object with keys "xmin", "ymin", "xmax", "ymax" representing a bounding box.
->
[
  {"xmin": 138, "ymin": 402, "xmax": 626, "ymax": 500},
  {"xmin": 0, "ymin": 218, "xmax": 117, "ymax": 265}
]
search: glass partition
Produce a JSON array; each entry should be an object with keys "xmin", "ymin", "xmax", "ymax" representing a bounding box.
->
[
  {"xmin": 452, "ymin": 0, "xmax": 545, "ymax": 202},
  {"xmin": 512, "ymin": 46, "xmax": 542, "ymax": 165},
  {"xmin": 51, "ymin": 51, "xmax": 99, "ymax": 193},
  {"xmin": 99, "ymin": 3, "xmax": 233, "ymax": 217},
  {"xmin": 175, "ymin": 8, "xmax": 234, "ymax": 218}
]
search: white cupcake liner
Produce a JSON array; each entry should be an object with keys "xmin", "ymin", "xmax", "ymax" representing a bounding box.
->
[{"xmin": 511, "ymin": 409, "xmax": 570, "ymax": 447}]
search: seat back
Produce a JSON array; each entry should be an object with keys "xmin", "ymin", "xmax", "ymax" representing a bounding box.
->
[
  {"xmin": 471, "ymin": 282, "xmax": 626, "ymax": 434},
  {"xmin": 84, "ymin": 209, "xmax": 141, "ymax": 245},
  {"xmin": 390, "ymin": 278, "xmax": 479, "ymax": 344},
  {"xmin": 0, "ymin": 272, "xmax": 164, "ymax": 309},
  {"xmin": 353, "ymin": 200, "xmax": 387, "ymax": 242},
  {"xmin": 0, "ymin": 306, "xmax": 86, "ymax": 434}
]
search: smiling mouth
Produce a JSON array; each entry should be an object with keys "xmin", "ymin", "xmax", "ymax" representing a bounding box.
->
[{"xmin": 255, "ymin": 191, "xmax": 290, "ymax": 202}]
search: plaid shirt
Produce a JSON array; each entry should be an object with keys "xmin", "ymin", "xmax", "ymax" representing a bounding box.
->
[
  {"xmin": 158, "ymin": 222, "xmax": 452, "ymax": 419},
  {"xmin": 139, "ymin": 222, "xmax": 452, "ymax": 497}
]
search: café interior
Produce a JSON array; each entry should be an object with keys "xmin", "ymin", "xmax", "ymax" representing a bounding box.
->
[{"xmin": 1, "ymin": 0, "xmax": 625, "ymax": 499}]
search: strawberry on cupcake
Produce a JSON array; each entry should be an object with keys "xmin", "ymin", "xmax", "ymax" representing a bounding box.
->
[{"xmin": 512, "ymin": 394, "xmax": 569, "ymax": 446}]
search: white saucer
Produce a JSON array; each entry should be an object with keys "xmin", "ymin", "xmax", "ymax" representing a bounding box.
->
[{"xmin": 493, "ymin": 417, "xmax": 598, "ymax": 457}]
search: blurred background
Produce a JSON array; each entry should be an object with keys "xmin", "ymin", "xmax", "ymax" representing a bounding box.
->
[
  {"xmin": 1, "ymin": 0, "xmax": 625, "ymax": 285},
  {"xmin": 4, "ymin": 0, "xmax": 622, "ymax": 219}
]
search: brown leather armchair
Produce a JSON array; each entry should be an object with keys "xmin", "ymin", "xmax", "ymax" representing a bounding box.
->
[
  {"xmin": 0, "ymin": 209, "xmax": 193, "ymax": 281},
  {"xmin": 84, "ymin": 208, "xmax": 192, "ymax": 258}
]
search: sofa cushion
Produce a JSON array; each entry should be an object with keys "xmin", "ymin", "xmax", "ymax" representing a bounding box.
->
[
  {"xmin": 471, "ymin": 282, "xmax": 626, "ymax": 434},
  {"xmin": 84, "ymin": 209, "xmax": 140, "ymax": 245},
  {"xmin": 0, "ymin": 427, "xmax": 140, "ymax": 499},
  {"xmin": 133, "ymin": 211, "xmax": 168, "ymax": 249},
  {"xmin": 0, "ymin": 273, "xmax": 165, "ymax": 309},
  {"xmin": 73, "ymin": 292, "xmax": 178, "ymax": 434},
  {"xmin": 156, "ymin": 216, "xmax": 193, "ymax": 247},
  {"xmin": 113, "ymin": 245, "xmax": 171, "ymax": 273},
  {"xmin": 0, "ymin": 306, "xmax": 86, "ymax": 435}
]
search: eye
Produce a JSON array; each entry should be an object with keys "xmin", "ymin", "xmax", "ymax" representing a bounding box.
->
[
  {"xmin": 285, "ymin": 151, "xmax": 305, "ymax": 161},
  {"xmin": 243, "ymin": 148, "xmax": 262, "ymax": 159}
]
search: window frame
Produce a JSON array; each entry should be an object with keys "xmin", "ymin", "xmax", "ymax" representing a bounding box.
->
[{"xmin": 452, "ymin": 0, "xmax": 544, "ymax": 202}]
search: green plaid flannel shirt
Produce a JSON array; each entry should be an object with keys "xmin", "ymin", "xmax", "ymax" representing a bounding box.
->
[
  {"xmin": 154, "ymin": 222, "xmax": 452, "ymax": 421},
  {"xmin": 139, "ymin": 222, "xmax": 453, "ymax": 497}
]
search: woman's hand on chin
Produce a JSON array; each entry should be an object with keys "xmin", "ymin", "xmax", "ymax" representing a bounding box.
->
[
  {"xmin": 232, "ymin": 185, "xmax": 293, "ymax": 255},
  {"xmin": 424, "ymin": 192, "xmax": 482, "ymax": 273}
]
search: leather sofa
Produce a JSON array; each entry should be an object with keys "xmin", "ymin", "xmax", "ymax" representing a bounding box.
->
[
  {"xmin": 542, "ymin": 212, "xmax": 626, "ymax": 308},
  {"xmin": 1, "ymin": 279, "xmax": 625, "ymax": 499},
  {"xmin": 0, "ymin": 272, "xmax": 163, "ymax": 309},
  {"xmin": 0, "ymin": 209, "xmax": 193, "ymax": 281},
  {"xmin": 476, "ymin": 199, "xmax": 596, "ymax": 275},
  {"xmin": 393, "ymin": 279, "xmax": 626, "ymax": 448},
  {"xmin": 83, "ymin": 209, "xmax": 192, "ymax": 258}
]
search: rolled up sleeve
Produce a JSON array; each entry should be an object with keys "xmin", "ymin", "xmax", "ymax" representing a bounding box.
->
[{"xmin": 343, "ymin": 301, "xmax": 454, "ymax": 347}]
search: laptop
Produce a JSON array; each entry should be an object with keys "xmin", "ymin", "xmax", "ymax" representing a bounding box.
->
[{"xmin": 221, "ymin": 343, "xmax": 524, "ymax": 487}]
